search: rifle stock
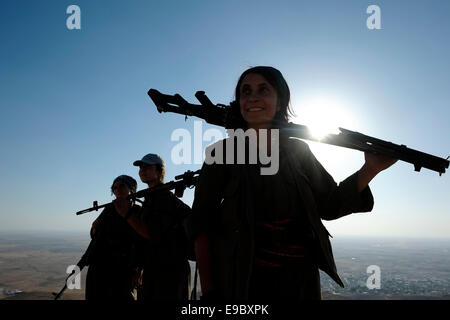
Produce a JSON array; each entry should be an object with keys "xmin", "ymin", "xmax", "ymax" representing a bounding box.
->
[{"xmin": 147, "ymin": 89, "xmax": 449, "ymax": 175}]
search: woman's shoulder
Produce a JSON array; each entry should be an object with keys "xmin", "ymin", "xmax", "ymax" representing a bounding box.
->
[
  {"xmin": 99, "ymin": 204, "xmax": 116, "ymax": 218},
  {"xmin": 147, "ymin": 189, "xmax": 183, "ymax": 209},
  {"xmin": 204, "ymin": 136, "xmax": 233, "ymax": 158},
  {"xmin": 281, "ymin": 137, "xmax": 311, "ymax": 155},
  {"xmin": 131, "ymin": 203, "xmax": 142, "ymax": 213}
]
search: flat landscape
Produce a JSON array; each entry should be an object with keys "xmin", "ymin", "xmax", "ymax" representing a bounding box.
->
[
  {"xmin": 1, "ymin": 232, "xmax": 449, "ymax": 300},
  {"xmin": 320, "ymin": 236, "xmax": 450, "ymax": 299},
  {"xmin": 0, "ymin": 231, "xmax": 89, "ymax": 300}
]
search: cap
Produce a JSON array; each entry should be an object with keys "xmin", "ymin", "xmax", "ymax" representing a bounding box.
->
[{"xmin": 133, "ymin": 153, "xmax": 164, "ymax": 167}]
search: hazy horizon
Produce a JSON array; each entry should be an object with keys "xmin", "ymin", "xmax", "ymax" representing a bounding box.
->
[{"xmin": 1, "ymin": 229, "xmax": 450, "ymax": 241}]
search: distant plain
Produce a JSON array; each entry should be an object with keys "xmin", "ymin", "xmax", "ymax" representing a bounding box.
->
[{"xmin": 1, "ymin": 231, "xmax": 449, "ymax": 300}]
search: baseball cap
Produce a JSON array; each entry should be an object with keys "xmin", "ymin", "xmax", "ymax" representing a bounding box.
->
[{"xmin": 133, "ymin": 153, "xmax": 164, "ymax": 167}]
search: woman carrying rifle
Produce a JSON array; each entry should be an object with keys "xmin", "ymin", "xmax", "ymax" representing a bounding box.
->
[
  {"xmin": 86, "ymin": 175, "xmax": 144, "ymax": 300},
  {"xmin": 114, "ymin": 154, "xmax": 192, "ymax": 300},
  {"xmin": 191, "ymin": 66, "xmax": 397, "ymax": 300}
]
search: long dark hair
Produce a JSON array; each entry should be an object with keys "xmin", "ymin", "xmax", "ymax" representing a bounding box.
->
[{"xmin": 231, "ymin": 66, "xmax": 294, "ymax": 128}]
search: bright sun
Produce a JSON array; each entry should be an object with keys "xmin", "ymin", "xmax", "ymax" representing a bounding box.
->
[{"xmin": 292, "ymin": 96, "xmax": 356, "ymax": 140}]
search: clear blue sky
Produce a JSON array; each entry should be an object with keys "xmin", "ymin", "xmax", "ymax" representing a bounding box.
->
[{"xmin": 1, "ymin": 0, "xmax": 448, "ymax": 238}]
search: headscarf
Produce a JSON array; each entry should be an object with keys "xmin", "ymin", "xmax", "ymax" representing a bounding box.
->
[{"xmin": 111, "ymin": 175, "xmax": 138, "ymax": 194}]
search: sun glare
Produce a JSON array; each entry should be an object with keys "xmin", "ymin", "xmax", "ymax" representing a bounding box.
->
[{"xmin": 292, "ymin": 96, "xmax": 356, "ymax": 140}]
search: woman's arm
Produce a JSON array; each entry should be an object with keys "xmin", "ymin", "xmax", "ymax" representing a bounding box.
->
[
  {"xmin": 294, "ymin": 140, "xmax": 395, "ymax": 220},
  {"xmin": 114, "ymin": 199, "xmax": 151, "ymax": 239},
  {"xmin": 125, "ymin": 214, "xmax": 151, "ymax": 240},
  {"xmin": 90, "ymin": 208, "xmax": 108, "ymax": 238},
  {"xmin": 189, "ymin": 142, "xmax": 229, "ymax": 298},
  {"xmin": 357, "ymin": 152, "xmax": 398, "ymax": 192},
  {"xmin": 90, "ymin": 216, "xmax": 103, "ymax": 238},
  {"xmin": 194, "ymin": 233, "xmax": 214, "ymax": 295}
]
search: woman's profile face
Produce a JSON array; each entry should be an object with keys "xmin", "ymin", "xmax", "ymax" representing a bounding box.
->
[
  {"xmin": 138, "ymin": 163, "xmax": 161, "ymax": 187},
  {"xmin": 112, "ymin": 180, "xmax": 132, "ymax": 198},
  {"xmin": 239, "ymin": 73, "xmax": 279, "ymax": 130}
]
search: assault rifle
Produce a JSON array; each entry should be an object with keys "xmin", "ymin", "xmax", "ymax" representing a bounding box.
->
[
  {"xmin": 147, "ymin": 89, "xmax": 449, "ymax": 175},
  {"xmin": 76, "ymin": 170, "xmax": 200, "ymax": 215}
]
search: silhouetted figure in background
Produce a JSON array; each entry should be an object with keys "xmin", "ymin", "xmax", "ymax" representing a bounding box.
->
[
  {"xmin": 114, "ymin": 154, "xmax": 192, "ymax": 300},
  {"xmin": 85, "ymin": 175, "xmax": 144, "ymax": 300}
]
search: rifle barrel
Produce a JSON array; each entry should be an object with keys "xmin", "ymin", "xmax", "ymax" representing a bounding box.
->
[
  {"xmin": 282, "ymin": 123, "xmax": 448, "ymax": 174},
  {"xmin": 147, "ymin": 89, "xmax": 449, "ymax": 175},
  {"xmin": 76, "ymin": 170, "xmax": 201, "ymax": 215}
]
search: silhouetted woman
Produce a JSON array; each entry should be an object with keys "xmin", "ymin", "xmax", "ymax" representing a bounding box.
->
[
  {"xmin": 85, "ymin": 175, "xmax": 143, "ymax": 300},
  {"xmin": 191, "ymin": 66, "xmax": 397, "ymax": 300}
]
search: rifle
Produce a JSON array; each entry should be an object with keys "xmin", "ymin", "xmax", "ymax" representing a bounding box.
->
[
  {"xmin": 55, "ymin": 170, "xmax": 199, "ymax": 298},
  {"xmin": 147, "ymin": 89, "xmax": 449, "ymax": 175},
  {"xmin": 71, "ymin": 170, "xmax": 199, "ymax": 300},
  {"xmin": 52, "ymin": 238, "xmax": 95, "ymax": 300},
  {"xmin": 76, "ymin": 170, "xmax": 200, "ymax": 215}
]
